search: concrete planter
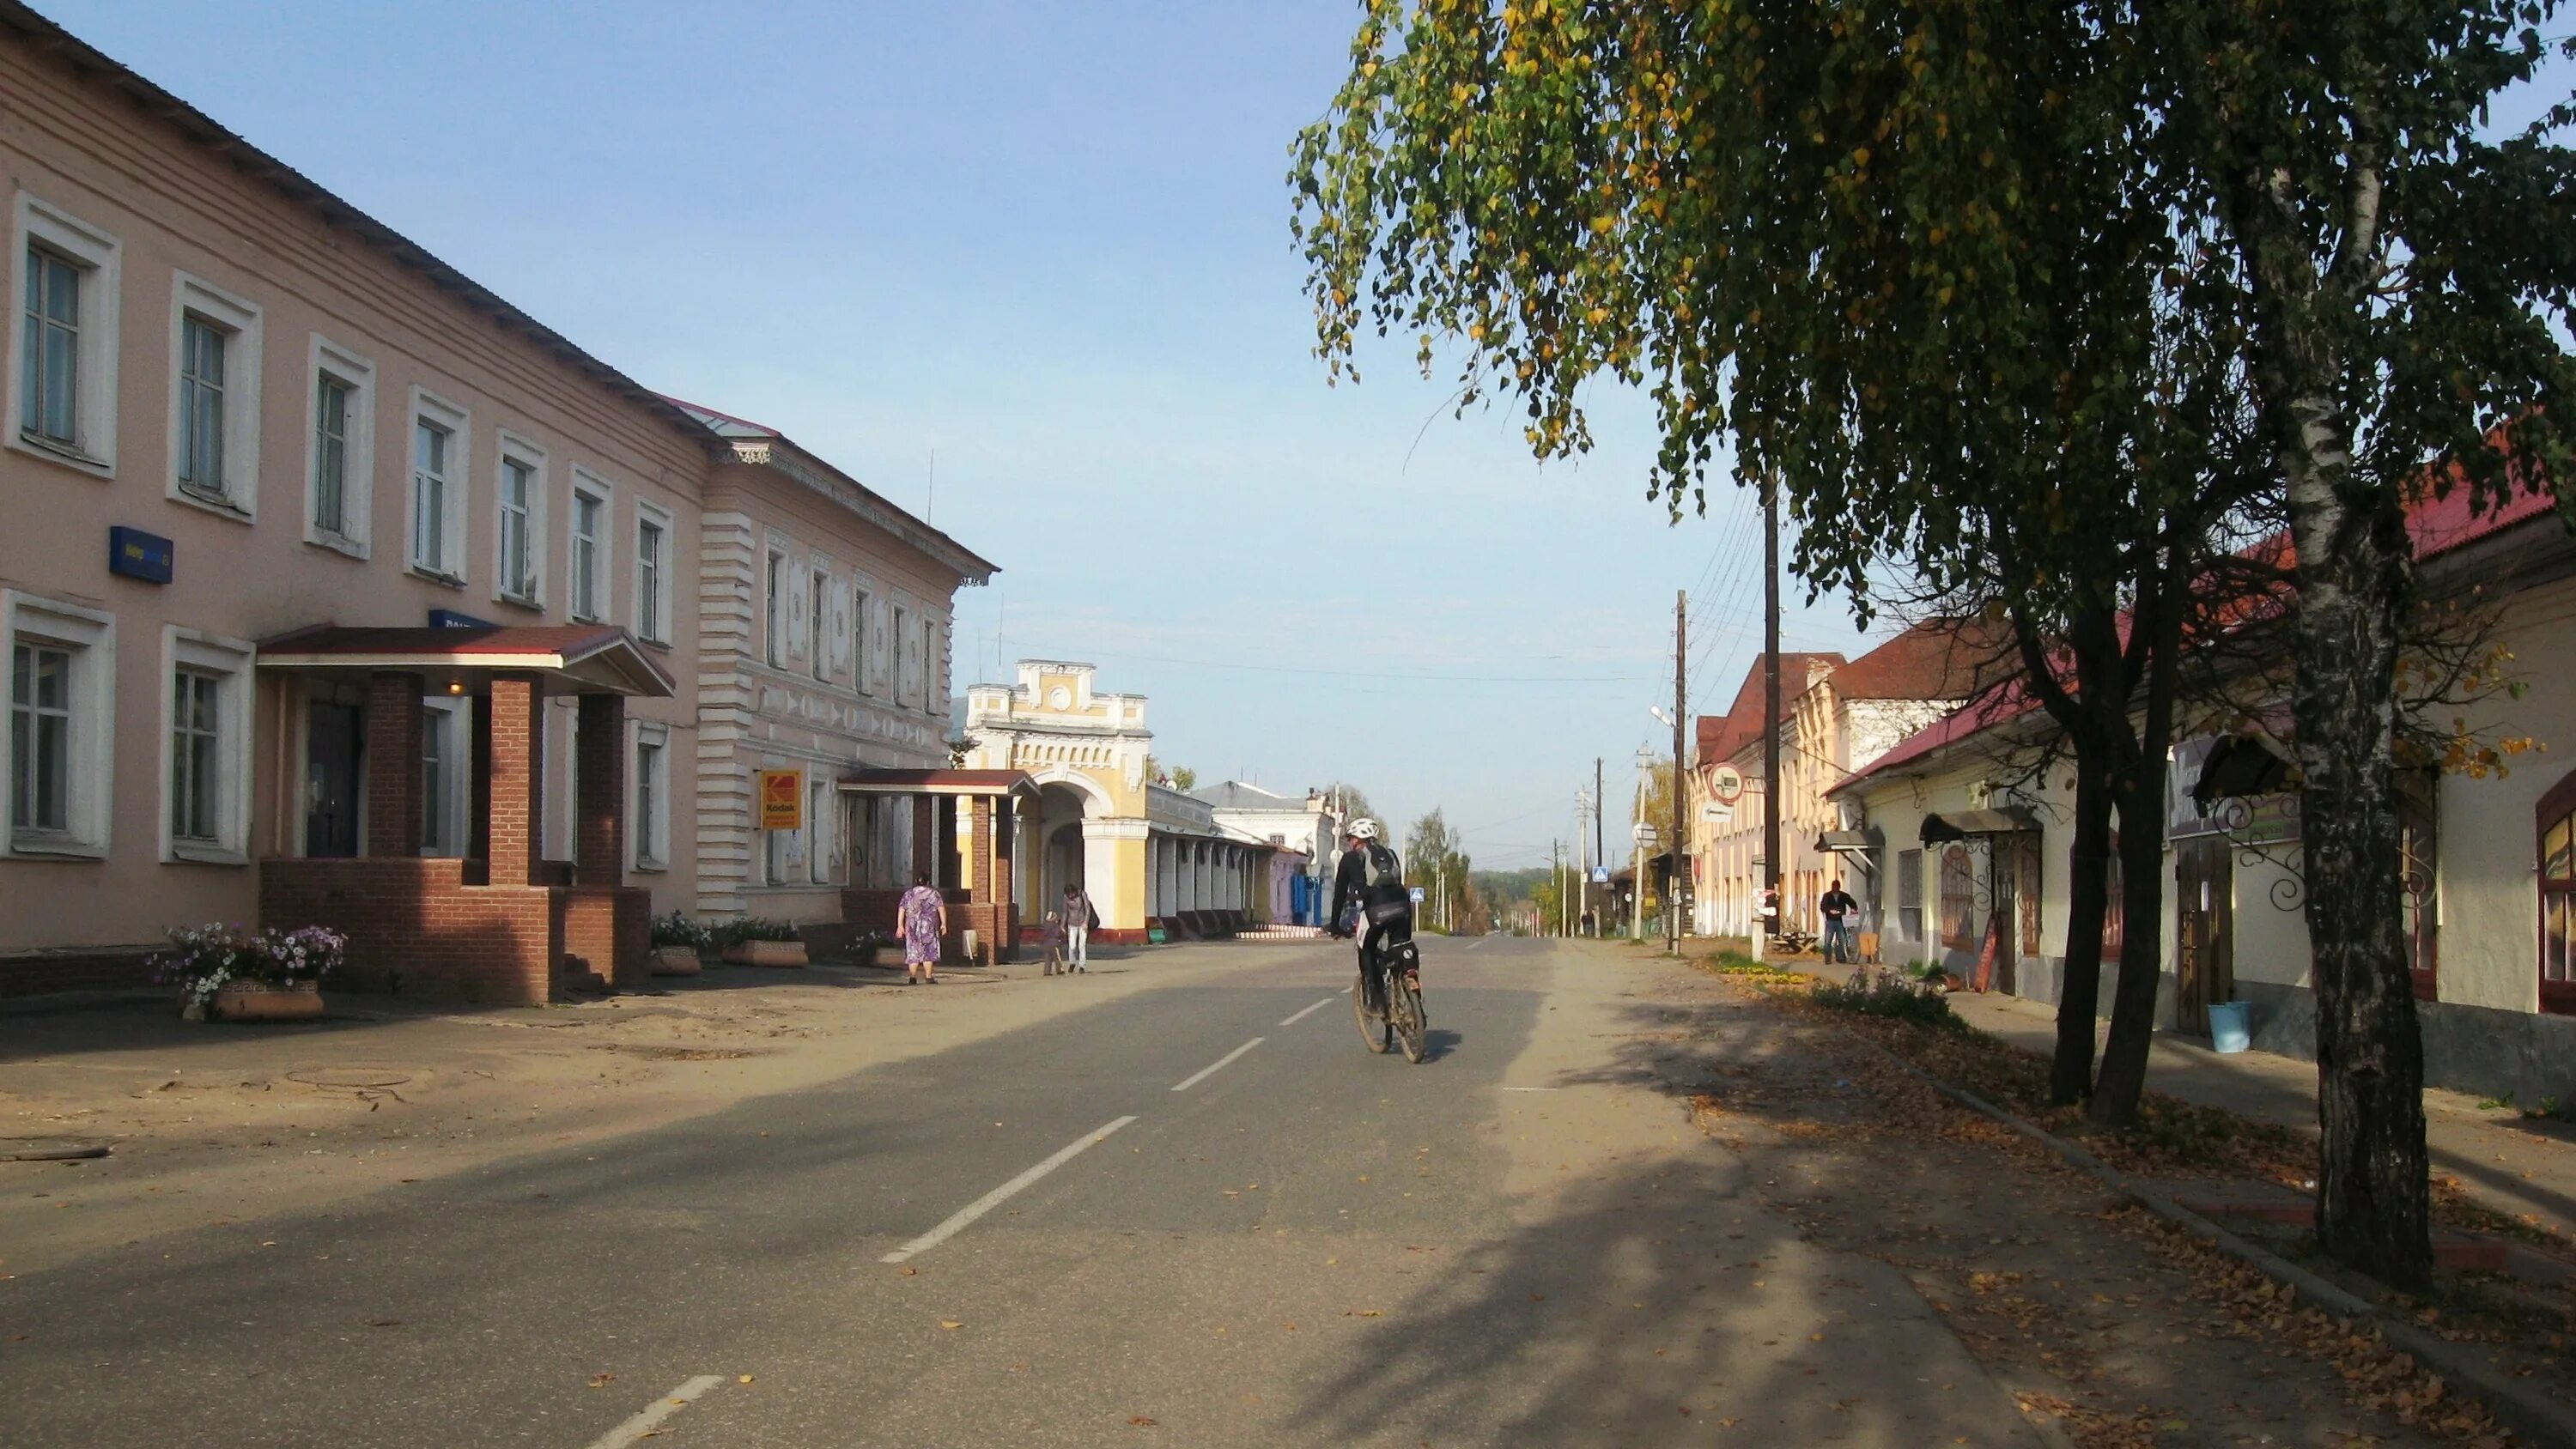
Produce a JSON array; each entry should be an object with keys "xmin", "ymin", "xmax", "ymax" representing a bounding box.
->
[
  {"xmin": 649, "ymin": 945, "xmax": 703, "ymax": 977},
  {"xmin": 722, "ymin": 941, "xmax": 807, "ymax": 967},
  {"xmin": 191, "ymin": 980, "xmax": 325, "ymax": 1022}
]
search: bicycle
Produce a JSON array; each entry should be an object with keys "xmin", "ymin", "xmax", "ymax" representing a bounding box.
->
[{"xmin": 1347, "ymin": 930, "xmax": 1428, "ymax": 1064}]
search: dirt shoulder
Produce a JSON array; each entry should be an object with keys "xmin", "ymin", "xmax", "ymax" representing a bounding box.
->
[
  {"xmin": 0, "ymin": 948, "xmax": 1264, "ymax": 1276},
  {"xmin": 1614, "ymin": 949, "xmax": 2519, "ymax": 1448}
]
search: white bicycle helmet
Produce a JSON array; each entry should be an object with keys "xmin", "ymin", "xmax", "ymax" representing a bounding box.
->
[{"xmin": 1346, "ymin": 817, "xmax": 1382, "ymax": 841}]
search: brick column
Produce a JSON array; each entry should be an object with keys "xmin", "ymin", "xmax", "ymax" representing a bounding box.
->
[
  {"xmin": 574, "ymin": 694, "xmax": 625, "ymax": 885},
  {"xmin": 363, "ymin": 672, "xmax": 424, "ymax": 858},
  {"xmin": 489, "ymin": 673, "xmax": 544, "ymax": 887}
]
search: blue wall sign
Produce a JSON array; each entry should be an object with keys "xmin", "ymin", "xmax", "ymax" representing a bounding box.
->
[
  {"xmin": 106, "ymin": 526, "xmax": 174, "ymax": 584},
  {"xmin": 428, "ymin": 608, "xmax": 495, "ymax": 628}
]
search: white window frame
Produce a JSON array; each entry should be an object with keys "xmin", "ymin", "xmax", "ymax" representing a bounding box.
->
[
  {"xmin": 765, "ymin": 544, "xmax": 790, "ymax": 668},
  {"xmin": 809, "ymin": 562, "xmax": 832, "ymax": 683},
  {"xmin": 632, "ymin": 721, "xmax": 671, "ymax": 871},
  {"xmin": 567, "ymin": 467, "xmax": 612, "ymax": 624},
  {"xmin": 8, "ymin": 193, "xmax": 121, "ymax": 476},
  {"xmin": 407, "ymin": 387, "xmax": 470, "ymax": 584},
  {"xmin": 304, "ymin": 335, "xmax": 375, "ymax": 556},
  {"xmin": 492, "ymin": 430, "xmax": 547, "ymax": 609},
  {"xmin": 165, "ymin": 271, "xmax": 262, "ymax": 519},
  {"xmin": 2, "ymin": 591, "xmax": 115, "ymax": 859},
  {"xmin": 420, "ymin": 695, "xmax": 468, "ymax": 857},
  {"xmin": 634, "ymin": 500, "xmax": 674, "ymax": 645},
  {"xmin": 158, "ymin": 626, "xmax": 254, "ymax": 865}
]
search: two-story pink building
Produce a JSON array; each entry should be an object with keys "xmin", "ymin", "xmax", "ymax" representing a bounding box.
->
[{"xmin": 0, "ymin": 4, "xmax": 992, "ymax": 999}]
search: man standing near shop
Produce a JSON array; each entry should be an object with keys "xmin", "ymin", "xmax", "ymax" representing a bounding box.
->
[{"xmin": 1820, "ymin": 877, "xmax": 1859, "ymax": 965}]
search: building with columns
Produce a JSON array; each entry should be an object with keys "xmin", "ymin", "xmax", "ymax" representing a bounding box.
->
[{"xmin": 960, "ymin": 662, "xmax": 1271, "ymax": 943}]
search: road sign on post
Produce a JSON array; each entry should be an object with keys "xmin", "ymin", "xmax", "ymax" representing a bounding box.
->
[
  {"xmin": 1710, "ymin": 763, "xmax": 1745, "ymax": 803},
  {"xmin": 1408, "ymin": 887, "xmax": 1425, "ymax": 904}
]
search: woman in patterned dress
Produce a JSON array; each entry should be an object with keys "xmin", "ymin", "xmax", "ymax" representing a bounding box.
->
[{"xmin": 896, "ymin": 873, "xmax": 946, "ymax": 985}]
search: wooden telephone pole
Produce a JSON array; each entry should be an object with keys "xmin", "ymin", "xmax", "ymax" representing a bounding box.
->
[
  {"xmin": 1669, "ymin": 590, "xmax": 1687, "ymax": 954},
  {"xmin": 1762, "ymin": 482, "xmax": 1783, "ymax": 955}
]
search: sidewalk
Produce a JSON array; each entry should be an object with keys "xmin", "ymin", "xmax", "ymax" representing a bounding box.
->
[{"xmin": 1815, "ymin": 961, "xmax": 2576, "ymax": 1241}]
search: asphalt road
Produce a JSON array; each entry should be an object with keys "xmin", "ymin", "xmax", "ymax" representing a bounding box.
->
[{"xmin": 0, "ymin": 937, "xmax": 2045, "ymax": 1446}]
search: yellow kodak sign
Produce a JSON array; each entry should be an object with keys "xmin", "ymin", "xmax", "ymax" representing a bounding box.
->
[{"xmin": 759, "ymin": 768, "xmax": 805, "ymax": 831}]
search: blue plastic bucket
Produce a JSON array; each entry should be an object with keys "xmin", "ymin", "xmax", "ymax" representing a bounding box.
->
[{"xmin": 2208, "ymin": 1000, "xmax": 2251, "ymax": 1054}]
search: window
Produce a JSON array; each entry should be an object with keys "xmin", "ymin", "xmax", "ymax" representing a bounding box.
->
[
  {"xmin": 495, "ymin": 436, "xmax": 544, "ymax": 605},
  {"xmin": 634, "ymin": 726, "xmax": 669, "ymax": 870},
  {"xmin": 766, "ymin": 548, "xmax": 789, "ymax": 667},
  {"xmin": 810, "ymin": 567, "xmax": 830, "ymax": 682},
  {"xmin": 11, "ymin": 643, "xmax": 69, "ymax": 833},
  {"xmin": 635, "ymin": 503, "xmax": 672, "ymax": 644},
  {"xmin": 313, "ymin": 375, "xmax": 350, "ymax": 532},
  {"xmin": 167, "ymin": 274, "xmax": 262, "ymax": 516},
  {"xmin": 807, "ymin": 778, "xmax": 831, "ymax": 884},
  {"xmin": 854, "ymin": 585, "xmax": 875, "ymax": 695},
  {"xmin": 891, "ymin": 604, "xmax": 910, "ymax": 702},
  {"xmin": 568, "ymin": 471, "xmax": 609, "ymax": 621},
  {"xmin": 10, "ymin": 195, "xmax": 120, "ymax": 471},
  {"xmin": 22, "ymin": 249, "xmax": 79, "ymax": 446},
  {"xmin": 922, "ymin": 616, "xmax": 941, "ymax": 714},
  {"xmin": 422, "ymin": 704, "xmax": 446, "ymax": 854},
  {"xmin": 169, "ymin": 670, "xmax": 220, "ymax": 841},
  {"xmin": 177, "ymin": 318, "xmax": 224, "ymax": 494},
  {"xmin": 305, "ymin": 336, "xmax": 374, "ymax": 554},
  {"xmin": 159, "ymin": 628, "xmax": 252, "ymax": 863},
  {"xmin": 3, "ymin": 592, "xmax": 113, "ymax": 857},
  {"xmin": 1939, "ymin": 844, "xmax": 1976, "ymax": 950},
  {"xmin": 1897, "ymin": 848, "xmax": 1923, "ymax": 943},
  {"xmin": 408, "ymin": 390, "xmax": 468, "ymax": 579},
  {"xmin": 2537, "ymin": 770, "xmax": 2576, "ymax": 1015}
]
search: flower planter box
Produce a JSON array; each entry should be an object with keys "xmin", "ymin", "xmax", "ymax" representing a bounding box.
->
[
  {"xmin": 650, "ymin": 945, "xmax": 703, "ymax": 977},
  {"xmin": 190, "ymin": 980, "xmax": 325, "ymax": 1022},
  {"xmin": 722, "ymin": 941, "xmax": 807, "ymax": 967}
]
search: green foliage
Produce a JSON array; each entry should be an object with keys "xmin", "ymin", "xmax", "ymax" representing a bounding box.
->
[
  {"xmin": 1811, "ymin": 973, "xmax": 1964, "ymax": 1031},
  {"xmin": 649, "ymin": 911, "xmax": 710, "ymax": 950},
  {"xmin": 721, "ymin": 917, "xmax": 804, "ymax": 946}
]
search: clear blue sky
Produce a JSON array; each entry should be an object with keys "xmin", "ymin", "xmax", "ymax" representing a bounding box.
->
[{"xmin": 48, "ymin": 3, "xmax": 2565, "ymax": 870}]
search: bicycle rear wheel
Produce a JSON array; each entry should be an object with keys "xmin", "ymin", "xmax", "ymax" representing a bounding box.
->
[
  {"xmin": 1391, "ymin": 978, "xmax": 1428, "ymax": 1064},
  {"xmin": 1352, "ymin": 971, "xmax": 1393, "ymax": 1053}
]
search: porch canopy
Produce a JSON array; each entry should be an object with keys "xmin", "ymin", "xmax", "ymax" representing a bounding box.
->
[
  {"xmin": 835, "ymin": 768, "xmax": 1039, "ymax": 803},
  {"xmin": 1814, "ymin": 828, "xmax": 1883, "ymax": 873},
  {"xmin": 837, "ymin": 769, "xmax": 1037, "ymax": 966},
  {"xmin": 255, "ymin": 623, "xmax": 676, "ymax": 698},
  {"xmin": 1919, "ymin": 806, "xmax": 2041, "ymax": 844}
]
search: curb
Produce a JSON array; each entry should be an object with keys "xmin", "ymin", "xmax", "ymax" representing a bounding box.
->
[{"xmin": 1868, "ymin": 1045, "xmax": 2576, "ymax": 1447}]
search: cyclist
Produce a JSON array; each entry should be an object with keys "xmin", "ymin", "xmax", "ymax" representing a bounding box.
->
[{"xmin": 1328, "ymin": 819, "xmax": 1416, "ymax": 1005}]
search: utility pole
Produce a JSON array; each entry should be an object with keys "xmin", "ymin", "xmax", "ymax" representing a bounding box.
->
[
  {"xmin": 1761, "ymin": 478, "xmax": 1783, "ymax": 961},
  {"xmin": 1669, "ymin": 590, "xmax": 1687, "ymax": 955},
  {"xmin": 1595, "ymin": 756, "xmax": 1606, "ymax": 935}
]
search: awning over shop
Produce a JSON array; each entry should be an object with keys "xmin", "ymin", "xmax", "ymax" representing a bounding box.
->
[
  {"xmin": 1814, "ymin": 828, "xmax": 1881, "ymax": 871},
  {"xmin": 837, "ymin": 768, "xmax": 1038, "ymax": 802},
  {"xmin": 2190, "ymin": 735, "xmax": 2293, "ymax": 807},
  {"xmin": 1920, "ymin": 807, "xmax": 2041, "ymax": 844},
  {"xmin": 256, "ymin": 623, "xmax": 675, "ymax": 697}
]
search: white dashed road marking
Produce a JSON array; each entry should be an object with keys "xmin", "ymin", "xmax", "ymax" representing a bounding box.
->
[
  {"xmin": 880, "ymin": 1116, "xmax": 1138, "ymax": 1264},
  {"xmin": 1170, "ymin": 1037, "xmax": 1266, "ymax": 1093},
  {"xmin": 1279, "ymin": 997, "xmax": 1337, "ymax": 1027},
  {"xmin": 585, "ymin": 1374, "xmax": 725, "ymax": 1449}
]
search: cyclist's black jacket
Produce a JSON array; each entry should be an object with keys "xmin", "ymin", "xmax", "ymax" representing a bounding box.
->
[{"xmin": 1332, "ymin": 843, "xmax": 1406, "ymax": 924}]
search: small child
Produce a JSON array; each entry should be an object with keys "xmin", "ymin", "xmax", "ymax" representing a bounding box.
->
[{"xmin": 1041, "ymin": 910, "xmax": 1066, "ymax": 976}]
